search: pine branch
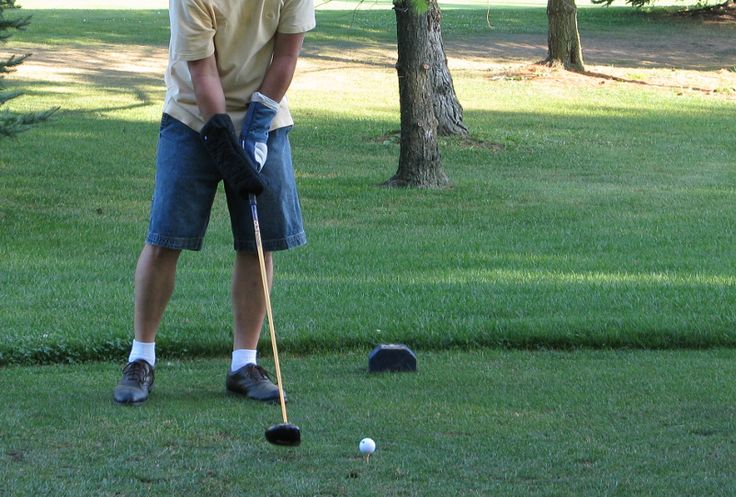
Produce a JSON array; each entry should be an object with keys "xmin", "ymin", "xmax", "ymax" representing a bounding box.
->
[
  {"xmin": 0, "ymin": 107, "xmax": 58, "ymax": 139},
  {"xmin": 0, "ymin": 16, "xmax": 31, "ymax": 33},
  {"xmin": 0, "ymin": 88, "xmax": 21, "ymax": 104},
  {"xmin": 0, "ymin": 0, "xmax": 56, "ymax": 140},
  {"xmin": 1, "ymin": 53, "xmax": 29, "ymax": 74}
]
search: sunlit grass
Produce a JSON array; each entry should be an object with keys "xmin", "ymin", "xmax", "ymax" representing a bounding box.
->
[
  {"xmin": 1, "ymin": 7, "xmax": 734, "ymax": 496},
  {"xmin": 1, "ymin": 8, "xmax": 735, "ymax": 364},
  {"xmin": 3, "ymin": 350, "xmax": 736, "ymax": 496},
  {"xmin": 303, "ymin": 268, "xmax": 736, "ymax": 286}
]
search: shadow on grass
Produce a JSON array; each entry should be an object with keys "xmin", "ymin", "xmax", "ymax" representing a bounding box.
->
[
  {"xmin": 11, "ymin": 9, "xmax": 171, "ymax": 47},
  {"xmin": 2, "ymin": 103, "xmax": 735, "ymax": 365},
  {"xmin": 12, "ymin": 7, "xmax": 736, "ymax": 73}
]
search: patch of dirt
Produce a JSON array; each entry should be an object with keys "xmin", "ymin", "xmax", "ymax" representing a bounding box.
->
[
  {"xmin": 8, "ymin": 11, "xmax": 736, "ymax": 106},
  {"xmin": 11, "ymin": 44, "xmax": 167, "ymax": 88},
  {"xmin": 489, "ymin": 62, "xmax": 736, "ymax": 99},
  {"xmin": 375, "ymin": 129, "xmax": 504, "ymax": 150},
  {"xmin": 448, "ymin": 24, "xmax": 736, "ymax": 98},
  {"xmin": 442, "ymin": 134, "xmax": 505, "ymax": 151},
  {"xmin": 675, "ymin": 0, "xmax": 736, "ymax": 23}
]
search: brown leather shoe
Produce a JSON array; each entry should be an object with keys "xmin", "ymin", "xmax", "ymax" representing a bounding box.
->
[
  {"xmin": 226, "ymin": 364, "xmax": 284, "ymax": 402},
  {"xmin": 113, "ymin": 359, "xmax": 154, "ymax": 405}
]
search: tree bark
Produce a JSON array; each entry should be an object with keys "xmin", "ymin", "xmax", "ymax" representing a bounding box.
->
[
  {"xmin": 545, "ymin": 0, "xmax": 585, "ymax": 72},
  {"xmin": 386, "ymin": 0, "xmax": 449, "ymax": 189},
  {"xmin": 427, "ymin": 0, "xmax": 468, "ymax": 137}
]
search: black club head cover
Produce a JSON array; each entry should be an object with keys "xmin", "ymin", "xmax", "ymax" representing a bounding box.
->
[{"xmin": 200, "ymin": 113, "xmax": 267, "ymax": 197}]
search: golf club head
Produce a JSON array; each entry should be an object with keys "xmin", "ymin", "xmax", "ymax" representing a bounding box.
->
[{"xmin": 265, "ymin": 423, "xmax": 301, "ymax": 446}]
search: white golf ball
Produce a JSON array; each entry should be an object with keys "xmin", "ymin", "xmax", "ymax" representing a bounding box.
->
[{"xmin": 359, "ymin": 437, "xmax": 376, "ymax": 455}]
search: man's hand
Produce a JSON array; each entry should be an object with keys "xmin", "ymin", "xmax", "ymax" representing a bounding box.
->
[
  {"xmin": 240, "ymin": 92, "xmax": 279, "ymax": 172},
  {"xmin": 189, "ymin": 56, "xmax": 267, "ymax": 197},
  {"xmin": 240, "ymin": 32, "xmax": 305, "ymax": 170},
  {"xmin": 201, "ymin": 114, "xmax": 266, "ymax": 197},
  {"xmin": 187, "ymin": 55, "xmax": 226, "ymax": 121}
]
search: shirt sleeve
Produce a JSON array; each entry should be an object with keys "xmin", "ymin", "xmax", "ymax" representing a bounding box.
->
[
  {"xmin": 170, "ymin": 0, "xmax": 217, "ymax": 61},
  {"xmin": 278, "ymin": 0, "xmax": 317, "ymax": 34}
]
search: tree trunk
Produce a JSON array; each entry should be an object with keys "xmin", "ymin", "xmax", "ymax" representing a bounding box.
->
[
  {"xmin": 386, "ymin": 0, "xmax": 449, "ymax": 189},
  {"xmin": 546, "ymin": 0, "xmax": 585, "ymax": 72},
  {"xmin": 427, "ymin": 0, "xmax": 468, "ymax": 137}
]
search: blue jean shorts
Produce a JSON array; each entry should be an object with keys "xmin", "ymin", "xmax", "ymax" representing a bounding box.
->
[{"xmin": 146, "ymin": 113, "xmax": 307, "ymax": 252}]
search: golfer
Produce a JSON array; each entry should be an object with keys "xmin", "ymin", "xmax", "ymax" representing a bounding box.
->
[{"xmin": 113, "ymin": 0, "xmax": 316, "ymax": 405}]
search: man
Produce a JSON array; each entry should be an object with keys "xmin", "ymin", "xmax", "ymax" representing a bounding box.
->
[{"xmin": 113, "ymin": 0, "xmax": 316, "ymax": 405}]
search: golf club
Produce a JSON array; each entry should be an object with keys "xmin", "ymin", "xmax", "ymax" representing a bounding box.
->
[{"xmin": 249, "ymin": 194, "xmax": 301, "ymax": 447}]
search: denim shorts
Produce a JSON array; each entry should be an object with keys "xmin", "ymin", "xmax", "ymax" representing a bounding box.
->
[{"xmin": 146, "ymin": 113, "xmax": 307, "ymax": 252}]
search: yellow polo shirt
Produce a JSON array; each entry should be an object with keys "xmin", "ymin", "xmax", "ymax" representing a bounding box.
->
[{"xmin": 164, "ymin": 0, "xmax": 316, "ymax": 132}]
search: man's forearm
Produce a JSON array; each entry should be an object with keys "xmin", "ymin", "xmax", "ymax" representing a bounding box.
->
[
  {"xmin": 257, "ymin": 32, "xmax": 305, "ymax": 104},
  {"xmin": 258, "ymin": 54, "xmax": 299, "ymax": 104},
  {"xmin": 188, "ymin": 32, "xmax": 305, "ymax": 116},
  {"xmin": 188, "ymin": 55, "xmax": 226, "ymax": 121}
]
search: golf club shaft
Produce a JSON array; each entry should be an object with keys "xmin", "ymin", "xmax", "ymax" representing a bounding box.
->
[{"xmin": 249, "ymin": 194, "xmax": 289, "ymax": 424}]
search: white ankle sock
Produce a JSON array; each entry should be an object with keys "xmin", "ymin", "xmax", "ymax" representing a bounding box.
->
[
  {"xmin": 129, "ymin": 339, "xmax": 156, "ymax": 367},
  {"xmin": 231, "ymin": 349, "xmax": 257, "ymax": 372}
]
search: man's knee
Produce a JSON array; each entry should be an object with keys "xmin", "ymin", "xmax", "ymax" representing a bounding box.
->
[
  {"xmin": 142, "ymin": 244, "xmax": 182, "ymax": 264},
  {"xmin": 236, "ymin": 250, "xmax": 271, "ymax": 262}
]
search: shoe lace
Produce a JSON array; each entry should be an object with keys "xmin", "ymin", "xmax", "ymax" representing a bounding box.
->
[
  {"xmin": 248, "ymin": 364, "xmax": 271, "ymax": 381},
  {"xmin": 122, "ymin": 361, "xmax": 149, "ymax": 384}
]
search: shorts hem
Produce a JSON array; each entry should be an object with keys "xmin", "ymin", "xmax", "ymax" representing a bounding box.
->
[
  {"xmin": 146, "ymin": 233, "xmax": 204, "ymax": 251},
  {"xmin": 234, "ymin": 231, "xmax": 307, "ymax": 253}
]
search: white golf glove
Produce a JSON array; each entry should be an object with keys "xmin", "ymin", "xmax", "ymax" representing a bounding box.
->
[{"xmin": 240, "ymin": 91, "xmax": 280, "ymax": 172}]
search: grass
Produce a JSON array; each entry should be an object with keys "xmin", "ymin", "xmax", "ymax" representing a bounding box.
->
[
  {"xmin": 2, "ymin": 349, "xmax": 736, "ymax": 496},
  {"xmin": 9, "ymin": 4, "xmax": 729, "ymax": 47},
  {"xmin": 9, "ymin": 9, "xmax": 170, "ymax": 46},
  {"xmin": 2, "ymin": 6, "xmax": 735, "ymax": 496},
  {"xmin": 1, "ymin": 7, "xmax": 735, "ymax": 366}
]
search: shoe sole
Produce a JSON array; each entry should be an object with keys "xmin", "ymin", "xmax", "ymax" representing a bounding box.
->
[
  {"xmin": 113, "ymin": 386, "xmax": 153, "ymax": 406},
  {"xmin": 225, "ymin": 388, "xmax": 283, "ymax": 404},
  {"xmin": 113, "ymin": 397, "xmax": 149, "ymax": 406}
]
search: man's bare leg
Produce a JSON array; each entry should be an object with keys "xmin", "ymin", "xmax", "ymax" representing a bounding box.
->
[
  {"xmin": 226, "ymin": 250, "xmax": 281, "ymax": 401},
  {"xmin": 134, "ymin": 244, "xmax": 181, "ymax": 343},
  {"xmin": 232, "ymin": 250, "xmax": 271, "ymax": 351},
  {"xmin": 114, "ymin": 244, "xmax": 180, "ymax": 404}
]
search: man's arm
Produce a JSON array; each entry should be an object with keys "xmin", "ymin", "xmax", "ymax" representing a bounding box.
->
[
  {"xmin": 239, "ymin": 31, "xmax": 306, "ymax": 171},
  {"xmin": 257, "ymin": 32, "xmax": 306, "ymax": 103},
  {"xmin": 190, "ymin": 54, "xmax": 266, "ymax": 196},
  {"xmin": 187, "ymin": 31, "xmax": 305, "ymax": 118},
  {"xmin": 187, "ymin": 54, "xmax": 226, "ymax": 121}
]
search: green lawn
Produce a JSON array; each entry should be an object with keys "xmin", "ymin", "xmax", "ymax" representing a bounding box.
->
[
  {"xmin": 2, "ymin": 350, "xmax": 735, "ymax": 496},
  {"xmin": 2, "ymin": 5, "xmax": 735, "ymax": 496},
  {"xmin": 9, "ymin": 5, "xmax": 723, "ymax": 46},
  {"xmin": 1, "ymin": 7, "xmax": 735, "ymax": 365}
]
